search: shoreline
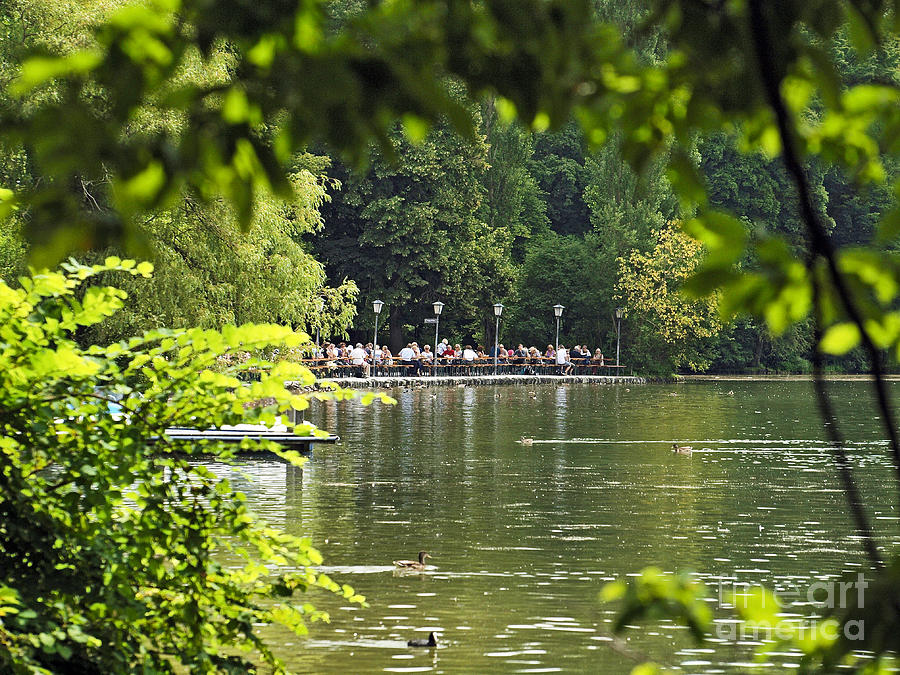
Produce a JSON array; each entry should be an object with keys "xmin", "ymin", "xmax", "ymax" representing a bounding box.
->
[
  {"xmin": 679, "ymin": 374, "xmax": 900, "ymax": 382},
  {"xmin": 290, "ymin": 374, "xmax": 646, "ymax": 390}
]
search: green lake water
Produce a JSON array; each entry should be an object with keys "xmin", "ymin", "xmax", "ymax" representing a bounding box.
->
[{"xmin": 225, "ymin": 380, "xmax": 900, "ymax": 673}]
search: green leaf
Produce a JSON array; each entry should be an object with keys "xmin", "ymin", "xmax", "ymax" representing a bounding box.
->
[
  {"xmin": 844, "ymin": 5, "xmax": 876, "ymax": 57},
  {"xmin": 401, "ymin": 114, "xmax": 430, "ymax": 145},
  {"xmin": 667, "ymin": 149, "xmax": 707, "ymax": 209},
  {"xmin": 11, "ymin": 50, "xmax": 103, "ymax": 96},
  {"xmin": 682, "ymin": 211, "xmax": 746, "ymax": 264},
  {"xmin": 820, "ymin": 322, "xmax": 861, "ymax": 355}
]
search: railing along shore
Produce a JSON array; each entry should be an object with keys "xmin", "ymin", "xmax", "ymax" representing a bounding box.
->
[{"xmin": 295, "ymin": 356, "xmax": 628, "ymax": 379}]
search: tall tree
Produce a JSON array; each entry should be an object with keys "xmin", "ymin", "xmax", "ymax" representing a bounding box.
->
[
  {"xmin": 617, "ymin": 223, "xmax": 722, "ymax": 374},
  {"xmin": 0, "ymin": 0, "xmax": 359, "ymax": 340},
  {"xmin": 479, "ymin": 99, "xmax": 550, "ymax": 262},
  {"xmin": 506, "ymin": 232, "xmax": 613, "ymax": 350},
  {"xmin": 84, "ymin": 171, "xmax": 359, "ymax": 345},
  {"xmin": 528, "ymin": 121, "xmax": 592, "ymax": 236},
  {"xmin": 314, "ymin": 120, "xmax": 494, "ymax": 351}
]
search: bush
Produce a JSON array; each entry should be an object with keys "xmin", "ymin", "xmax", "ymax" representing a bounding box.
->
[{"xmin": 0, "ymin": 259, "xmax": 385, "ymax": 674}]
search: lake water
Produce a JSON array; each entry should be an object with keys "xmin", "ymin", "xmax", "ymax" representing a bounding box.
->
[{"xmin": 230, "ymin": 380, "xmax": 900, "ymax": 673}]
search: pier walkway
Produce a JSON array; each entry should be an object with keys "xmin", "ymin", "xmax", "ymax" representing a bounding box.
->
[{"xmin": 291, "ymin": 373, "xmax": 646, "ymax": 390}]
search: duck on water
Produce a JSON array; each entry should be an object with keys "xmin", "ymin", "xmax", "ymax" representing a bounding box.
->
[
  {"xmin": 408, "ymin": 631, "xmax": 438, "ymax": 648},
  {"xmin": 672, "ymin": 443, "xmax": 692, "ymax": 455},
  {"xmin": 393, "ymin": 551, "xmax": 431, "ymax": 570}
]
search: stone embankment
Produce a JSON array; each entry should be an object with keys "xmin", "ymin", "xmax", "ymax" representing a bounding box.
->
[{"xmin": 293, "ymin": 374, "xmax": 646, "ymax": 390}]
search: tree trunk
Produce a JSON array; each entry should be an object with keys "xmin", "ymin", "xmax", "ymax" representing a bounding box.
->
[{"xmin": 390, "ymin": 305, "xmax": 404, "ymax": 353}]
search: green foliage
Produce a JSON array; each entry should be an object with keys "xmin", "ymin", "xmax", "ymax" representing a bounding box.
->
[
  {"xmin": 84, "ymin": 171, "xmax": 359, "ymax": 345},
  {"xmin": 479, "ymin": 98, "xmax": 550, "ymax": 261},
  {"xmin": 603, "ymin": 563, "xmax": 900, "ymax": 674},
  {"xmin": 3, "ymin": 0, "xmax": 603, "ymax": 261},
  {"xmin": 6, "ymin": 0, "xmax": 900, "ymax": 670},
  {"xmin": 601, "ymin": 567, "xmax": 711, "ymax": 642},
  {"xmin": 529, "ymin": 122, "xmax": 593, "ymax": 236},
  {"xmin": 0, "ymin": 259, "xmax": 390, "ymax": 673},
  {"xmin": 314, "ymin": 118, "xmax": 505, "ymax": 349},
  {"xmin": 506, "ymin": 232, "xmax": 612, "ymax": 349},
  {"xmin": 617, "ymin": 223, "xmax": 722, "ymax": 374},
  {"xmin": 0, "ymin": 0, "xmax": 360, "ymax": 342}
]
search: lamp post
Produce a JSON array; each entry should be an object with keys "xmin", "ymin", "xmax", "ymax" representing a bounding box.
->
[
  {"xmin": 432, "ymin": 301, "xmax": 444, "ymax": 374},
  {"xmin": 553, "ymin": 304, "xmax": 564, "ymax": 352},
  {"xmin": 615, "ymin": 307, "xmax": 624, "ymax": 368},
  {"xmin": 372, "ymin": 299, "xmax": 384, "ymax": 377},
  {"xmin": 493, "ymin": 303, "xmax": 504, "ymax": 375},
  {"xmin": 315, "ymin": 297, "xmax": 324, "ymax": 355}
]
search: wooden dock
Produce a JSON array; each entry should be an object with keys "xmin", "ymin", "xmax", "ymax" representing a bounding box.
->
[{"xmin": 161, "ymin": 425, "xmax": 338, "ymax": 455}]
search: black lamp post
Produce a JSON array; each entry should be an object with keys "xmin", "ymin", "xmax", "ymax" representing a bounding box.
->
[
  {"xmin": 493, "ymin": 303, "xmax": 504, "ymax": 375},
  {"xmin": 315, "ymin": 297, "xmax": 324, "ymax": 355},
  {"xmin": 372, "ymin": 299, "xmax": 384, "ymax": 377}
]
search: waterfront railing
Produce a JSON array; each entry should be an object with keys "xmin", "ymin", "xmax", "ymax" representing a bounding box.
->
[{"xmin": 295, "ymin": 357, "xmax": 626, "ymax": 378}]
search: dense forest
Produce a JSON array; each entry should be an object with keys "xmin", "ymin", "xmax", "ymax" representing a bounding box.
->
[
  {"xmin": 310, "ymin": 2, "xmax": 900, "ymax": 376},
  {"xmin": 1, "ymin": 0, "xmax": 898, "ymax": 375}
]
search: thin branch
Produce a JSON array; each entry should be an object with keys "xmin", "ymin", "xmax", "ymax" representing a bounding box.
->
[
  {"xmin": 747, "ymin": 0, "xmax": 891, "ymax": 569},
  {"xmin": 812, "ymin": 276, "xmax": 883, "ymax": 568},
  {"xmin": 747, "ymin": 0, "xmax": 900, "ymax": 495},
  {"xmin": 80, "ymin": 178, "xmax": 101, "ymax": 212}
]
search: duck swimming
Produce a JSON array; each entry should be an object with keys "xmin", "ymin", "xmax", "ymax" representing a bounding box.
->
[
  {"xmin": 394, "ymin": 551, "xmax": 431, "ymax": 570},
  {"xmin": 408, "ymin": 631, "xmax": 438, "ymax": 648},
  {"xmin": 520, "ymin": 437, "xmax": 534, "ymax": 445},
  {"xmin": 672, "ymin": 443, "xmax": 692, "ymax": 455}
]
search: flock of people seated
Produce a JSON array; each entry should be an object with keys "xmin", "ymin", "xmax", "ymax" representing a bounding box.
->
[{"xmin": 310, "ymin": 340, "xmax": 608, "ymax": 376}]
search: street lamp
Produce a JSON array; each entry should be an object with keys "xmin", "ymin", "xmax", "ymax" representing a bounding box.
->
[
  {"xmin": 493, "ymin": 303, "xmax": 504, "ymax": 375},
  {"xmin": 315, "ymin": 297, "xmax": 324, "ymax": 355},
  {"xmin": 432, "ymin": 301, "xmax": 444, "ymax": 373},
  {"xmin": 615, "ymin": 307, "xmax": 624, "ymax": 368},
  {"xmin": 553, "ymin": 304, "xmax": 564, "ymax": 352},
  {"xmin": 372, "ymin": 300, "xmax": 384, "ymax": 377}
]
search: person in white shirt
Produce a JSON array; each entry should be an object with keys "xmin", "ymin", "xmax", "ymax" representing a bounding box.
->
[
  {"xmin": 436, "ymin": 338, "xmax": 448, "ymax": 357},
  {"xmin": 556, "ymin": 344, "xmax": 572, "ymax": 375},
  {"xmin": 349, "ymin": 342, "xmax": 370, "ymax": 376},
  {"xmin": 462, "ymin": 345, "xmax": 477, "ymax": 361},
  {"xmin": 399, "ymin": 343, "xmax": 419, "ymax": 375}
]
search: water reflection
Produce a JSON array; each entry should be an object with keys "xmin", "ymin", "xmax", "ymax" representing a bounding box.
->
[{"xmin": 226, "ymin": 381, "xmax": 900, "ymax": 673}]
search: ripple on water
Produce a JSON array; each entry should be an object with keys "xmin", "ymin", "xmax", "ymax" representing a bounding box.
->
[{"xmin": 276, "ymin": 381, "xmax": 899, "ymax": 673}]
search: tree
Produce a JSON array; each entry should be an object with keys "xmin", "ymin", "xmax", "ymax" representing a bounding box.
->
[
  {"xmin": 617, "ymin": 223, "xmax": 722, "ymax": 374},
  {"xmin": 0, "ymin": 259, "xmax": 386, "ymax": 673},
  {"xmin": 313, "ymin": 120, "xmax": 497, "ymax": 351},
  {"xmin": 2, "ymin": 0, "xmax": 603, "ymax": 260},
  {"xmin": 506, "ymin": 232, "xmax": 613, "ymax": 350},
  {"xmin": 528, "ymin": 122, "xmax": 593, "ymax": 236},
  {"xmin": 0, "ymin": 0, "xmax": 361, "ymax": 342},
  {"xmin": 479, "ymin": 99, "xmax": 550, "ymax": 263},
  {"xmin": 83, "ymin": 171, "xmax": 359, "ymax": 346}
]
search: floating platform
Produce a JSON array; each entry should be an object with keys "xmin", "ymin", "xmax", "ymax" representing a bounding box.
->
[{"xmin": 162, "ymin": 424, "xmax": 338, "ymax": 454}]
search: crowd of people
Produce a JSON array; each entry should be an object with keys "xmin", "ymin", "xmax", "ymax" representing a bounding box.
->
[{"xmin": 310, "ymin": 339, "xmax": 610, "ymax": 377}]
